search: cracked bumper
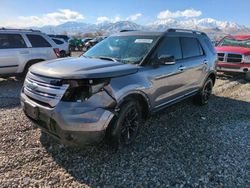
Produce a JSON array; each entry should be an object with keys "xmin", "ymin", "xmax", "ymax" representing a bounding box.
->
[{"xmin": 21, "ymin": 92, "xmax": 115, "ymax": 146}]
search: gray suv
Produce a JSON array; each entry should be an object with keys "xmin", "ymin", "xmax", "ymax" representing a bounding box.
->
[{"xmin": 21, "ymin": 29, "xmax": 217, "ymax": 147}]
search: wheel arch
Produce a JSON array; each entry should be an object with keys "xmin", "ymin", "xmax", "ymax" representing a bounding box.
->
[
  {"xmin": 117, "ymin": 91, "xmax": 151, "ymax": 119},
  {"xmin": 207, "ymin": 72, "xmax": 216, "ymax": 86},
  {"xmin": 23, "ymin": 59, "xmax": 45, "ymax": 72}
]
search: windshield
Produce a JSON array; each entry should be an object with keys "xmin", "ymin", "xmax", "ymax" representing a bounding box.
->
[
  {"xmin": 83, "ymin": 35, "xmax": 159, "ymax": 64},
  {"xmin": 218, "ymin": 37, "xmax": 250, "ymax": 48}
]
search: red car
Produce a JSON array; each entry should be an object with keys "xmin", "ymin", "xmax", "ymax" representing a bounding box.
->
[{"xmin": 215, "ymin": 35, "xmax": 250, "ymax": 80}]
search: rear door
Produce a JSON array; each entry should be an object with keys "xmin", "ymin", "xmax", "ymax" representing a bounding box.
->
[
  {"xmin": 26, "ymin": 34, "xmax": 56, "ymax": 60},
  {"xmin": 178, "ymin": 37, "xmax": 207, "ymax": 92},
  {"xmin": 0, "ymin": 33, "xmax": 28, "ymax": 74}
]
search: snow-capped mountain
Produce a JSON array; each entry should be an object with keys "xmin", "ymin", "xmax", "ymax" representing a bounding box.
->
[
  {"xmin": 149, "ymin": 18, "xmax": 250, "ymax": 33},
  {"xmin": 36, "ymin": 18, "xmax": 250, "ymax": 38}
]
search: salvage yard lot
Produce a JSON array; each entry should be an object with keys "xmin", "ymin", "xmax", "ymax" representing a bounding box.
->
[{"xmin": 0, "ymin": 75, "xmax": 249, "ymax": 187}]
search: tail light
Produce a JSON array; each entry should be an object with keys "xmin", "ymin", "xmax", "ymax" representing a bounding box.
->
[{"xmin": 53, "ymin": 48, "xmax": 61, "ymax": 58}]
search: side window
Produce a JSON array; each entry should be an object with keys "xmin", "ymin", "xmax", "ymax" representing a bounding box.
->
[
  {"xmin": 0, "ymin": 34, "xmax": 27, "ymax": 49},
  {"xmin": 155, "ymin": 37, "xmax": 182, "ymax": 60},
  {"xmin": 27, "ymin": 34, "xmax": 52, "ymax": 47},
  {"xmin": 181, "ymin": 37, "xmax": 204, "ymax": 58},
  {"xmin": 203, "ymin": 37, "xmax": 216, "ymax": 54},
  {"xmin": 53, "ymin": 39, "xmax": 64, "ymax": 45}
]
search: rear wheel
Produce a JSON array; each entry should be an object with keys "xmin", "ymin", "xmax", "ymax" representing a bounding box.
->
[
  {"xmin": 60, "ymin": 51, "xmax": 66, "ymax": 57},
  {"xmin": 106, "ymin": 100, "xmax": 142, "ymax": 147},
  {"xmin": 194, "ymin": 78, "xmax": 213, "ymax": 105}
]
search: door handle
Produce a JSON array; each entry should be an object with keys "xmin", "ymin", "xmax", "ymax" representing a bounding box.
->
[
  {"xmin": 19, "ymin": 50, "xmax": 29, "ymax": 54},
  {"xmin": 203, "ymin": 60, "xmax": 208, "ymax": 65},
  {"xmin": 178, "ymin": 65, "xmax": 187, "ymax": 71}
]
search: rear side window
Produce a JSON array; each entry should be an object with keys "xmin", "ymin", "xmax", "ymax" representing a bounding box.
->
[
  {"xmin": 181, "ymin": 37, "xmax": 204, "ymax": 58},
  {"xmin": 53, "ymin": 38, "xmax": 64, "ymax": 45},
  {"xmin": 27, "ymin": 34, "xmax": 51, "ymax": 47},
  {"xmin": 203, "ymin": 37, "xmax": 216, "ymax": 54},
  {"xmin": 156, "ymin": 37, "xmax": 182, "ymax": 60},
  {"xmin": 0, "ymin": 33, "xmax": 27, "ymax": 49}
]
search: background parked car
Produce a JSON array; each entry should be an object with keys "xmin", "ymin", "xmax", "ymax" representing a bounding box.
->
[
  {"xmin": 215, "ymin": 35, "xmax": 250, "ymax": 80},
  {"xmin": 0, "ymin": 28, "xmax": 60, "ymax": 77},
  {"xmin": 69, "ymin": 38, "xmax": 91, "ymax": 51},
  {"xmin": 85, "ymin": 36, "xmax": 107, "ymax": 50},
  {"xmin": 52, "ymin": 37, "xmax": 70, "ymax": 57}
]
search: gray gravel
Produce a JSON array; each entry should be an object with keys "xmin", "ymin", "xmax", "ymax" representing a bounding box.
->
[{"xmin": 0, "ymin": 75, "xmax": 249, "ymax": 187}]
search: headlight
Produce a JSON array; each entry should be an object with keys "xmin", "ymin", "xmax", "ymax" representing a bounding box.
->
[
  {"xmin": 244, "ymin": 55, "xmax": 250, "ymax": 63},
  {"xmin": 61, "ymin": 79, "xmax": 109, "ymax": 102}
]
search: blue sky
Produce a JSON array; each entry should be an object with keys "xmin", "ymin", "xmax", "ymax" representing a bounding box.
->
[{"xmin": 1, "ymin": 0, "xmax": 250, "ymax": 27}]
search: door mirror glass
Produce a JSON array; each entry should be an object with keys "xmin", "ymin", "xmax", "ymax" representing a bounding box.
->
[{"xmin": 158, "ymin": 55, "xmax": 175, "ymax": 65}]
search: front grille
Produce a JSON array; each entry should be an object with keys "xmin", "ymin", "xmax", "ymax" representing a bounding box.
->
[
  {"xmin": 217, "ymin": 52, "xmax": 243, "ymax": 63},
  {"xmin": 227, "ymin": 54, "xmax": 242, "ymax": 63},
  {"xmin": 217, "ymin": 53, "xmax": 225, "ymax": 61},
  {"xmin": 24, "ymin": 72, "xmax": 69, "ymax": 107}
]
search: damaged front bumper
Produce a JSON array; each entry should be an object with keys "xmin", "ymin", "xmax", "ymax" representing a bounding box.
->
[{"xmin": 20, "ymin": 90, "xmax": 116, "ymax": 146}]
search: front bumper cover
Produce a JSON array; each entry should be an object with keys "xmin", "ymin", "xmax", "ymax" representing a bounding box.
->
[
  {"xmin": 21, "ymin": 91, "xmax": 115, "ymax": 146},
  {"xmin": 217, "ymin": 62, "xmax": 250, "ymax": 73}
]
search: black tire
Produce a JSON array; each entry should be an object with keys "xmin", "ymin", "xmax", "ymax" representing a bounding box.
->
[
  {"xmin": 60, "ymin": 51, "xmax": 66, "ymax": 57},
  {"xmin": 106, "ymin": 100, "xmax": 142, "ymax": 147},
  {"xmin": 19, "ymin": 60, "xmax": 43, "ymax": 80},
  {"xmin": 86, "ymin": 46, "xmax": 90, "ymax": 51},
  {"xmin": 194, "ymin": 78, "xmax": 213, "ymax": 105},
  {"xmin": 245, "ymin": 72, "xmax": 250, "ymax": 81}
]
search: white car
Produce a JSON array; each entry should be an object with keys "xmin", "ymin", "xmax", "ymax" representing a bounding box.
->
[
  {"xmin": 51, "ymin": 37, "xmax": 70, "ymax": 57},
  {"xmin": 0, "ymin": 28, "xmax": 60, "ymax": 77}
]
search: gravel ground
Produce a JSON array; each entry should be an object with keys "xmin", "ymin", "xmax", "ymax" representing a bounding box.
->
[{"xmin": 0, "ymin": 74, "xmax": 249, "ymax": 187}]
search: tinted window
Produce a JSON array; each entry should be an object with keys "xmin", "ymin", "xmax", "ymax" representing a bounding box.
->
[
  {"xmin": 0, "ymin": 34, "xmax": 27, "ymax": 49},
  {"xmin": 155, "ymin": 37, "xmax": 182, "ymax": 60},
  {"xmin": 53, "ymin": 38, "xmax": 64, "ymax": 45},
  {"xmin": 203, "ymin": 37, "xmax": 216, "ymax": 54},
  {"xmin": 181, "ymin": 37, "xmax": 204, "ymax": 58},
  {"xmin": 27, "ymin": 34, "xmax": 51, "ymax": 47}
]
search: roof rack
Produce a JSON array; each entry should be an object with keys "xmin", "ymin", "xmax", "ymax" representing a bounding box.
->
[
  {"xmin": 120, "ymin": 29, "xmax": 138, "ymax": 32},
  {"xmin": 166, "ymin": 28, "xmax": 206, "ymax": 35},
  {"xmin": 0, "ymin": 28, "xmax": 41, "ymax": 32}
]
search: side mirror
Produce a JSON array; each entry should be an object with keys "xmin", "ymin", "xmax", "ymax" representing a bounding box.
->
[{"xmin": 158, "ymin": 55, "xmax": 175, "ymax": 65}]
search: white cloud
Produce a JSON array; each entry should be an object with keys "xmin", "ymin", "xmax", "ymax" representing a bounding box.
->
[
  {"xmin": 96, "ymin": 16, "xmax": 121, "ymax": 24},
  {"xmin": 96, "ymin": 16, "xmax": 110, "ymax": 24},
  {"xmin": 157, "ymin": 9, "xmax": 202, "ymax": 19},
  {"xmin": 1, "ymin": 9, "xmax": 85, "ymax": 27},
  {"xmin": 127, "ymin": 13, "xmax": 142, "ymax": 21},
  {"xmin": 113, "ymin": 16, "xmax": 121, "ymax": 22}
]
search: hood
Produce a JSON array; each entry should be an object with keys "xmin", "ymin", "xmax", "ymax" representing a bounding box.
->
[
  {"xmin": 29, "ymin": 57, "xmax": 138, "ymax": 79},
  {"xmin": 215, "ymin": 46, "xmax": 250, "ymax": 55}
]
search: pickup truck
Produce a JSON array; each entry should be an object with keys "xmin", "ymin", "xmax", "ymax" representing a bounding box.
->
[{"xmin": 215, "ymin": 35, "xmax": 250, "ymax": 80}]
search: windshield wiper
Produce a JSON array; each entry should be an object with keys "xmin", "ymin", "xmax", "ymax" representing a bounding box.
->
[{"xmin": 95, "ymin": 56, "xmax": 118, "ymax": 62}]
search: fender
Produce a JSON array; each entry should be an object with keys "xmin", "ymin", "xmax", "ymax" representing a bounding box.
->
[{"xmin": 116, "ymin": 89, "xmax": 151, "ymax": 111}]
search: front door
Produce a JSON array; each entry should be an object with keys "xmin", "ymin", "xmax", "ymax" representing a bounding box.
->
[
  {"xmin": 0, "ymin": 33, "xmax": 27, "ymax": 74},
  {"xmin": 144, "ymin": 36, "xmax": 187, "ymax": 109}
]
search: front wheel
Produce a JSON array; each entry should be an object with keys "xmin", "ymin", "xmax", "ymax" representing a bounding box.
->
[
  {"xmin": 106, "ymin": 100, "xmax": 142, "ymax": 147},
  {"xmin": 194, "ymin": 78, "xmax": 213, "ymax": 105}
]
